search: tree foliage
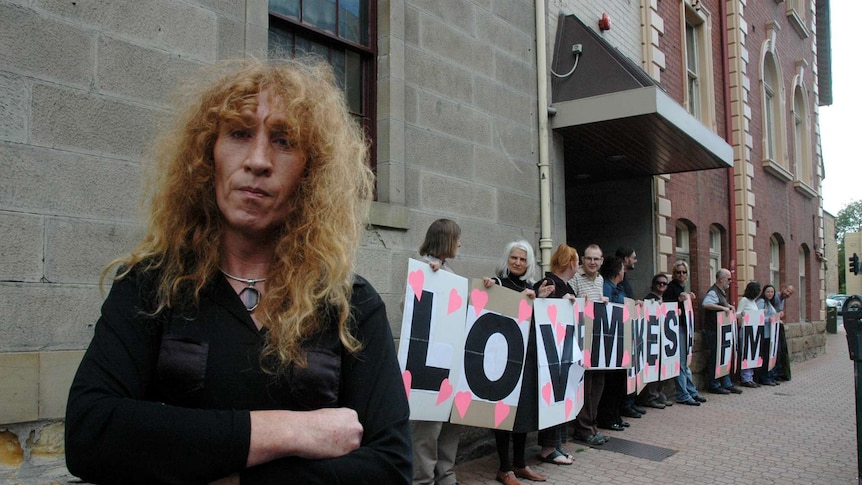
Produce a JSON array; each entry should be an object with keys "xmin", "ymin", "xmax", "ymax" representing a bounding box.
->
[{"xmin": 836, "ymin": 200, "xmax": 862, "ymax": 242}]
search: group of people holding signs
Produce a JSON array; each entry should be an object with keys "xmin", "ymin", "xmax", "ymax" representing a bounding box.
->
[{"xmin": 401, "ymin": 219, "xmax": 790, "ymax": 485}]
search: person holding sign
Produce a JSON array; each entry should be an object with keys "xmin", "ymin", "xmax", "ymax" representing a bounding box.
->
[
  {"xmin": 64, "ymin": 59, "xmax": 411, "ymax": 484},
  {"xmin": 596, "ymin": 257, "xmax": 629, "ymax": 432},
  {"xmin": 412, "ymin": 219, "xmax": 463, "ymax": 485},
  {"xmin": 481, "ymin": 240, "xmax": 553, "ymax": 484},
  {"xmin": 703, "ymin": 268, "xmax": 743, "ymax": 395},
  {"xmin": 756, "ymin": 284, "xmax": 779, "ymax": 386},
  {"xmin": 771, "ymin": 285, "xmax": 795, "ymax": 381},
  {"xmin": 664, "ymin": 261, "xmax": 705, "ymax": 406},
  {"xmin": 736, "ymin": 281, "xmax": 762, "ymax": 388},
  {"xmin": 533, "ymin": 244, "xmax": 581, "ymax": 466},
  {"xmin": 570, "ymin": 244, "xmax": 609, "ymax": 445},
  {"xmin": 637, "ymin": 273, "xmax": 673, "ymax": 409}
]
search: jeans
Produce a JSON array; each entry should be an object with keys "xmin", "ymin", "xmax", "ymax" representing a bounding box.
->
[
  {"xmin": 710, "ymin": 374, "xmax": 732, "ymax": 389},
  {"xmin": 675, "ymin": 357, "xmax": 699, "ymax": 401}
]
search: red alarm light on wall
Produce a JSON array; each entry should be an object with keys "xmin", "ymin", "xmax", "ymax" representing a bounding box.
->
[{"xmin": 599, "ymin": 12, "xmax": 611, "ymax": 31}]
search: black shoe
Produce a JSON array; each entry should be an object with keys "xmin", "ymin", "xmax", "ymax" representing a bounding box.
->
[
  {"xmin": 677, "ymin": 398, "xmax": 700, "ymax": 406},
  {"xmin": 740, "ymin": 381, "xmax": 758, "ymax": 388},
  {"xmin": 708, "ymin": 387, "xmax": 730, "ymax": 395},
  {"xmin": 620, "ymin": 421, "xmax": 630, "ymax": 427},
  {"xmin": 620, "ymin": 407, "xmax": 642, "ymax": 418},
  {"xmin": 725, "ymin": 386, "xmax": 743, "ymax": 394},
  {"xmin": 631, "ymin": 405, "xmax": 647, "ymax": 414},
  {"xmin": 693, "ymin": 395, "xmax": 708, "ymax": 403}
]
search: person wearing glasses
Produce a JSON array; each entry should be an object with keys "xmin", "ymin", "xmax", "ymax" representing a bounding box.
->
[
  {"xmin": 570, "ymin": 244, "xmax": 610, "ymax": 446},
  {"xmin": 663, "ymin": 261, "xmax": 706, "ymax": 406},
  {"xmin": 636, "ymin": 273, "xmax": 676, "ymax": 409},
  {"xmin": 702, "ymin": 268, "xmax": 743, "ymax": 395}
]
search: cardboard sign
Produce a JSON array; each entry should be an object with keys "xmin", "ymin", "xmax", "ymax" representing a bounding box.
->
[
  {"xmin": 739, "ymin": 310, "xmax": 765, "ymax": 371},
  {"xmin": 768, "ymin": 317, "xmax": 780, "ymax": 371},
  {"xmin": 448, "ymin": 280, "xmax": 532, "ymax": 430},
  {"xmin": 534, "ymin": 298, "xmax": 585, "ymax": 429},
  {"xmin": 659, "ymin": 302, "xmax": 681, "ymax": 381},
  {"xmin": 397, "ymin": 259, "xmax": 469, "ymax": 421},
  {"xmin": 639, "ymin": 301, "xmax": 662, "ymax": 386},
  {"xmin": 583, "ymin": 299, "xmax": 634, "ymax": 370},
  {"xmin": 629, "ymin": 304, "xmax": 647, "ymax": 395},
  {"xmin": 714, "ymin": 311, "xmax": 736, "ymax": 378},
  {"xmin": 682, "ymin": 295, "xmax": 695, "ymax": 366}
]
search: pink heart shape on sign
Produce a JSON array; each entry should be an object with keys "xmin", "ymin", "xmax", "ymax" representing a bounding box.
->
[
  {"xmin": 623, "ymin": 307, "xmax": 630, "ymax": 321},
  {"xmin": 756, "ymin": 357, "xmax": 763, "ymax": 367},
  {"xmin": 402, "ymin": 370, "xmax": 412, "ymax": 399},
  {"xmin": 658, "ymin": 305, "xmax": 667, "ymax": 318},
  {"xmin": 556, "ymin": 323, "xmax": 566, "ymax": 345},
  {"xmin": 565, "ymin": 398, "xmax": 574, "ymax": 419},
  {"xmin": 744, "ymin": 314, "xmax": 750, "ymax": 325},
  {"xmin": 584, "ymin": 302, "xmax": 595, "ymax": 319},
  {"xmin": 717, "ymin": 313, "xmax": 724, "ymax": 324},
  {"xmin": 661, "ymin": 364, "xmax": 668, "ymax": 379},
  {"xmin": 741, "ymin": 361, "xmax": 748, "ymax": 369},
  {"xmin": 674, "ymin": 361, "xmax": 680, "ymax": 375},
  {"xmin": 447, "ymin": 289, "xmax": 463, "ymax": 315},
  {"xmin": 471, "ymin": 289, "xmax": 488, "ymax": 317},
  {"xmin": 759, "ymin": 314, "xmax": 765, "ymax": 325},
  {"xmin": 573, "ymin": 302, "xmax": 580, "ymax": 315},
  {"xmin": 408, "ymin": 270, "xmax": 425, "ymax": 301},
  {"xmin": 715, "ymin": 364, "xmax": 721, "ymax": 375},
  {"xmin": 627, "ymin": 378, "xmax": 636, "ymax": 394},
  {"xmin": 436, "ymin": 378, "xmax": 453, "ymax": 405},
  {"xmin": 548, "ymin": 305, "xmax": 558, "ymax": 326},
  {"xmin": 542, "ymin": 381, "xmax": 553, "ymax": 406},
  {"xmin": 494, "ymin": 401, "xmax": 510, "ymax": 427},
  {"xmin": 518, "ymin": 299, "xmax": 532, "ymax": 324},
  {"xmin": 583, "ymin": 349, "xmax": 591, "ymax": 368},
  {"xmin": 454, "ymin": 391, "xmax": 472, "ymax": 418},
  {"xmin": 621, "ymin": 351, "xmax": 631, "ymax": 367}
]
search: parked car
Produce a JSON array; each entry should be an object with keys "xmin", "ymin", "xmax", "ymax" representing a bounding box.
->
[{"xmin": 827, "ymin": 294, "xmax": 849, "ymax": 315}]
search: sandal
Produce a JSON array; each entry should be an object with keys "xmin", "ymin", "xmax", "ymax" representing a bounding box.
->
[
  {"xmin": 556, "ymin": 447, "xmax": 574, "ymax": 460},
  {"xmin": 538, "ymin": 448, "xmax": 573, "ymax": 465}
]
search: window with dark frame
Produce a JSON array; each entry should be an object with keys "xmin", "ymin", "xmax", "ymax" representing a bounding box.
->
[{"xmin": 268, "ymin": 0, "xmax": 377, "ymax": 173}]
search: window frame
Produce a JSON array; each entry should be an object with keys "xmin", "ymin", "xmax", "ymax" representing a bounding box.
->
[
  {"xmin": 268, "ymin": 0, "xmax": 378, "ymax": 174},
  {"xmin": 680, "ymin": 2, "xmax": 717, "ymax": 130},
  {"xmin": 760, "ymin": 47, "xmax": 791, "ymax": 181}
]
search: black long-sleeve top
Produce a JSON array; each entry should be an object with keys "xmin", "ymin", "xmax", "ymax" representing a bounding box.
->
[{"xmin": 65, "ymin": 268, "xmax": 412, "ymax": 484}]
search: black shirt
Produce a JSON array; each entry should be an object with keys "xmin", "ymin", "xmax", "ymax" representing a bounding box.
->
[{"xmin": 65, "ymin": 268, "xmax": 411, "ymax": 484}]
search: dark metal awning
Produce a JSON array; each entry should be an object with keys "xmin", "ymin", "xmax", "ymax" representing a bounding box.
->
[{"xmin": 550, "ymin": 14, "xmax": 732, "ymax": 180}]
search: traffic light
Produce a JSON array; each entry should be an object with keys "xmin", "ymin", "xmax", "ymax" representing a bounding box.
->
[{"xmin": 851, "ymin": 253, "xmax": 860, "ymax": 276}]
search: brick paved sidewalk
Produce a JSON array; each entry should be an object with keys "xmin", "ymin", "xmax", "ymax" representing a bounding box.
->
[{"xmin": 454, "ymin": 330, "xmax": 858, "ymax": 484}]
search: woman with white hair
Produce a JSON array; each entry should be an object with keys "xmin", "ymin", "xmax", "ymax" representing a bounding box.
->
[{"xmin": 482, "ymin": 240, "xmax": 554, "ymax": 484}]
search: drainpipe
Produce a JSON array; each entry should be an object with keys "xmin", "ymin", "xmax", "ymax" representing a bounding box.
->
[
  {"xmin": 720, "ymin": 0, "xmax": 738, "ymax": 302},
  {"xmin": 535, "ymin": 0, "xmax": 553, "ymax": 271}
]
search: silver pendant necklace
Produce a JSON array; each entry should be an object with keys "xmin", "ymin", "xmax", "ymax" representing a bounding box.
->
[{"xmin": 220, "ymin": 269, "xmax": 266, "ymax": 312}]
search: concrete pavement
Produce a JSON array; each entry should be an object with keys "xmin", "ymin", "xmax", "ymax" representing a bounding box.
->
[{"xmin": 454, "ymin": 329, "xmax": 858, "ymax": 484}]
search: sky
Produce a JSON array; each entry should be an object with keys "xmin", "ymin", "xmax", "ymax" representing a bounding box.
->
[{"xmin": 818, "ymin": 2, "xmax": 858, "ymax": 216}]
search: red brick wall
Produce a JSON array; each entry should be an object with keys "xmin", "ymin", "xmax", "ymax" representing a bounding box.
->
[{"xmin": 745, "ymin": 0, "xmax": 821, "ymax": 322}]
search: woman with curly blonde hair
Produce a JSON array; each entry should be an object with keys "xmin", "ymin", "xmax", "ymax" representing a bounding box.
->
[{"xmin": 65, "ymin": 58, "xmax": 411, "ymax": 484}]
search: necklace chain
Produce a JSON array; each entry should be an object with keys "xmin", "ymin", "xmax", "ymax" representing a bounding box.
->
[
  {"xmin": 220, "ymin": 269, "xmax": 266, "ymax": 312},
  {"xmin": 220, "ymin": 269, "xmax": 267, "ymax": 286}
]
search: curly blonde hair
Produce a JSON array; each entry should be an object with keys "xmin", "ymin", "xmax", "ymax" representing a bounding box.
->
[{"xmin": 106, "ymin": 58, "xmax": 373, "ymax": 372}]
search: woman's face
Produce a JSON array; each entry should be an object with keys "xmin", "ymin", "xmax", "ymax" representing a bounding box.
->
[
  {"xmin": 213, "ymin": 90, "xmax": 307, "ymax": 239},
  {"xmin": 507, "ymin": 248, "xmax": 528, "ymax": 277},
  {"xmin": 765, "ymin": 287, "xmax": 775, "ymax": 299}
]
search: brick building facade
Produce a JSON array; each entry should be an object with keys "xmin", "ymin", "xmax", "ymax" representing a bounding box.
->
[{"xmin": 0, "ymin": 0, "xmax": 831, "ymax": 481}]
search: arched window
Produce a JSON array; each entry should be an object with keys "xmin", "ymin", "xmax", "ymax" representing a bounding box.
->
[
  {"xmin": 676, "ymin": 221, "xmax": 691, "ymax": 266},
  {"xmin": 799, "ymin": 246, "xmax": 809, "ymax": 321},
  {"xmin": 793, "ymin": 84, "xmax": 813, "ymax": 188},
  {"xmin": 709, "ymin": 225, "xmax": 723, "ymax": 285},
  {"xmin": 769, "ymin": 236, "xmax": 782, "ymax": 288},
  {"xmin": 761, "ymin": 43, "xmax": 790, "ymax": 181}
]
